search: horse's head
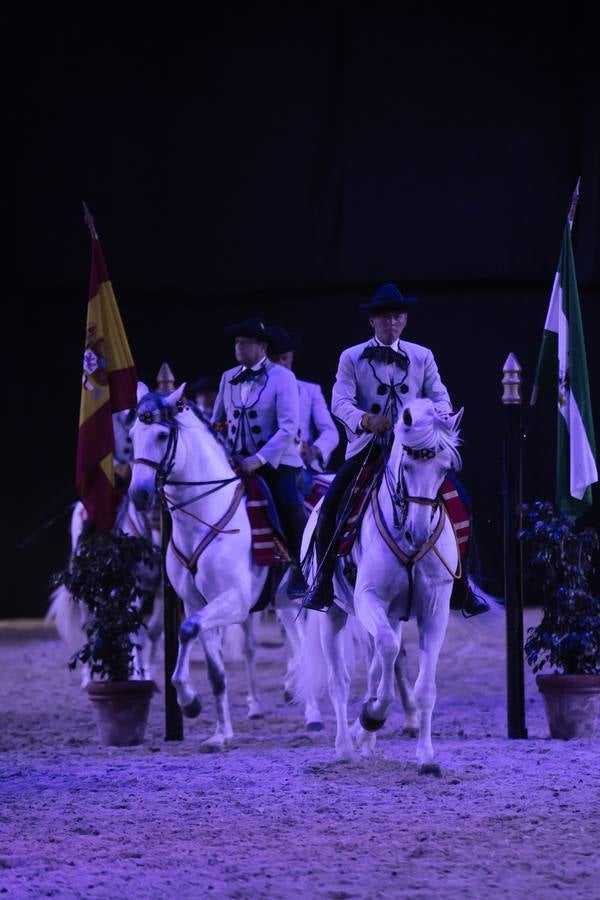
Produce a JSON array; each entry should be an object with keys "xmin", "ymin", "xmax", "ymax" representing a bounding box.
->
[
  {"xmin": 392, "ymin": 398, "xmax": 463, "ymax": 548},
  {"xmin": 129, "ymin": 382, "xmax": 188, "ymax": 511}
]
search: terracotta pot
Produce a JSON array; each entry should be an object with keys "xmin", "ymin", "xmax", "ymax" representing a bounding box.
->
[
  {"xmin": 536, "ymin": 673, "xmax": 600, "ymax": 740},
  {"xmin": 86, "ymin": 680, "xmax": 156, "ymax": 746}
]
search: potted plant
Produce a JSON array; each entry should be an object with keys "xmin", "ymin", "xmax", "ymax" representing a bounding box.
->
[
  {"xmin": 518, "ymin": 500, "xmax": 600, "ymax": 739},
  {"xmin": 52, "ymin": 525, "xmax": 158, "ymax": 746}
]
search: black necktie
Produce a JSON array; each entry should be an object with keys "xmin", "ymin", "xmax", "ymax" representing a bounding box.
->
[
  {"xmin": 230, "ymin": 366, "xmax": 265, "ymax": 386},
  {"xmin": 360, "ymin": 345, "xmax": 408, "ymax": 370}
]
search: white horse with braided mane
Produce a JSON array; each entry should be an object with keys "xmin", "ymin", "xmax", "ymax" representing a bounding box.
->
[
  {"xmin": 297, "ymin": 397, "xmax": 484, "ymax": 773},
  {"xmin": 128, "ymin": 381, "xmax": 322, "ymax": 747}
]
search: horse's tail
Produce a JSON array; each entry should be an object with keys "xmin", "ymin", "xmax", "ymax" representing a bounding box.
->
[
  {"xmin": 291, "ymin": 608, "xmax": 366, "ymax": 705},
  {"xmin": 453, "ymin": 575, "xmax": 505, "ymax": 639},
  {"xmin": 221, "ymin": 623, "xmax": 247, "ymax": 662},
  {"xmin": 290, "ymin": 610, "xmax": 329, "ymax": 702},
  {"xmin": 46, "ymin": 584, "xmax": 84, "ymax": 656}
]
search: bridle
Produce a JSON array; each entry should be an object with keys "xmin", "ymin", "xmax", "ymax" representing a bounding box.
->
[
  {"xmin": 373, "ymin": 439, "xmax": 461, "ymax": 621},
  {"xmin": 132, "ymin": 400, "xmax": 241, "ymax": 513},
  {"xmin": 384, "ymin": 444, "xmax": 443, "ymax": 531}
]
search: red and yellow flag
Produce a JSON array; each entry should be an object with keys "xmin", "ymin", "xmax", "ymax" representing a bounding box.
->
[{"xmin": 75, "ymin": 232, "xmax": 137, "ymax": 531}]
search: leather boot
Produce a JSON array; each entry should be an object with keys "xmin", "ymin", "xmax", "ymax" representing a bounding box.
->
[
  {"xmin": 302, "ymin": 575, "xmax": 334, "ymax": 611},
  {"xmin": 287, "ymin": 564, "xmax": 309, "ymax": 599},
  {"xmin": 450, "ymin": 575, "xmax": 490, "ymax": 616}
]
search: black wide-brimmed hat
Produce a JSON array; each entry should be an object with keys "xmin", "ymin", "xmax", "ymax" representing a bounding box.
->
[
  {"xmin": 187, "ymin": 374, "xmax": 219, "ymax": 396},
  {"xmin": 359, "ymin": 283, "xmax": 418, "ymax": 313},
  {"xmin": 266, "ymin": 324, "xmax": 303, "ymax": 355},
  {"xmin": 223, "ymin": 317, "xmax": 270, "ymax": 343}
]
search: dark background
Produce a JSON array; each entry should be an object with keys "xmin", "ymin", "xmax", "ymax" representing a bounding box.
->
[{"xmin": 6, "ymin": 3, "xmax": 600, "ymax": 616}]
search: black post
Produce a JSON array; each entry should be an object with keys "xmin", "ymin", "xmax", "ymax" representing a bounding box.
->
[
  {"xmin": 156, "ymin": 362, "xmax": 183, "ymax": 741},
  {"xmin": 160, "ymin": 505, "xmax": 183, "ymax": 741},
  {"xmin": 502, "ymin": 353, "xmax": 527, "ymax": 739}
]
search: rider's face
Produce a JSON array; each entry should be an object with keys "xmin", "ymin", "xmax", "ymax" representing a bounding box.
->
[
  {"xmin": 235, "ymin": 337, "xmax": 268, "ymax": 368},
  {"xmin": 269, "ymin": 351, "xmax": 294, "ymax": 370},
  {"xmin": 370, "ymin": 311, "xmax": 408, "ymax": 345}
]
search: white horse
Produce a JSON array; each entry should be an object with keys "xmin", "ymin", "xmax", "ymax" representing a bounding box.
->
[
  {"xmin": 298, "ymin": 398, "xmax": 467, "ymax": 773},
  {"xmin": 47, "ymin": 411, "xmax": 164, "ymax": 686},
  {"xmin": 128, "ymin": 382, "xmax": 321, "ymax": 747}
]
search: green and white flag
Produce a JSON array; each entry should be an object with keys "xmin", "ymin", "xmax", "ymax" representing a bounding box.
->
[{"xmin": 530, "ymin": 218, "xmax": 597, "ymax": 517}]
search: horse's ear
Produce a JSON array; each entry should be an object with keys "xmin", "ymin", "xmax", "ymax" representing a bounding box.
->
[
  {"xmin": 136, "ymin": 381, "xmax": 150, "ymax": 403},
  {"xmin": 164, "ymin": 383, "xmax": 187, "ymax": 408},
  {"xmin": 403, "ymin": 407, "xmax": 413, "ymax": 427},
  {"xmin": 449, "ymin": 407, "xmax": 464, "ymax": 429}
]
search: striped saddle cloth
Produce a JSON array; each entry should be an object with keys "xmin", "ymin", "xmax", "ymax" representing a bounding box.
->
[
  {"xmin": 244, "ymin": 475, "xmax": 291, "ymax": 567},
  {"xmin": 335, "ymin": 470, "xmax": 471, "ymax": 560}
]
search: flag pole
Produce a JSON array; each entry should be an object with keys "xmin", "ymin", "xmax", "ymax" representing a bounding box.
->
[
  {"xmin": 156, "ymin": 362, "xmax": 184, "ymax": 742},
  {"xmin": 566, "ymin": 176, "xmax": 581, "ymax": 231},
  {"xmin": 82, "ymin": 201, "xmax": 99, "ymax": 240},
  {"xmin": 530, "ymin": 178, "xmax": 581, "ymax": 407}
]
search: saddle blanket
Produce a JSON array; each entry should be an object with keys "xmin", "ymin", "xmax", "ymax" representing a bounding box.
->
[
  {"xmin": 335, "ymin": 471, "xmax": 471, "ymax": 560},
  {"xmin": 244, "ymin": 475, "xmax": 290, "ymax": 567}
]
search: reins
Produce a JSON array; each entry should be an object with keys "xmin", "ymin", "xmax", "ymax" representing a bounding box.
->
[
  {"xmin": 369, "ymin": 438, "xmax": 462, "ymax": 620},
  {"xmin": 132, "ymin": 404, "xmax": 246, "ymax": 574}
]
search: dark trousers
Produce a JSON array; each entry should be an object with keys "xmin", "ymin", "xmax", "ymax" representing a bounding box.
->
[
  {"xmin": 258, "ymin": 463, "xmax": 308, "ymax": 564},
  {"xmin": 313, "ymin": 444, "xmax": 372, "ymax": 579}
]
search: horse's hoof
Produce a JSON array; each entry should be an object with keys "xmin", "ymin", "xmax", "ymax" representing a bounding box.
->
[
  {"xmin": 306, "ymin": 721, "xmax": 324, "ymax": 732},
  {"xmin": 182, "ymin": 696, "xmax": 202, "ymax": 718},
  {"xmin": 335, "ymin": 747, "xmax": 356, "ymax": 763},
  {"xmin": 283, "ymin": 690, "xmax": 294, "ymax": 704},
  {"xmin": 201, "ymin": 733, "xmax": 232, "ymax": 751},
  {"xmin": 419, "ymin": 763, "xmax": 442, "ymax": 777},
  {"xmin": 359, "ymin": 700, "xmax": 386, "ymax": 733},
  {"xmin": 402, "ymin": 726, "xmax": 419, "ymax": 739}
]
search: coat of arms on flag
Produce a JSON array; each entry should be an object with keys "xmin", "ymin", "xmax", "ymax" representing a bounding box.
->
[{"xmin": 75, "ymin": 205, "xmax": 137, "ymax": 532}]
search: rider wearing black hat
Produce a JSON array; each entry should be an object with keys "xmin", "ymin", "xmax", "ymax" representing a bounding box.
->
[
  {"xmin": 303, "ymin": 283, "xmax": 488, "ymax": 616},
  {"xmin": 211, "ymin": 317, "xmax": 308, "ymax": 595}
]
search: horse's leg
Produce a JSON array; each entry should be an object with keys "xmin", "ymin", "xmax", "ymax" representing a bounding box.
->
[
  {"xmin": 173, "ymin": 583, "xmax": 251, "ymax": 721},
  {"xmin": 364, "ymin": 632, "xmax": 381, "ymax": 701},
  {"xmin": 351, "ymin": 589, "xmax": 400, "ymax": 756},
  {"xmin": 276, "ymin": 606, "xmax": 304, "ymax": 703},
  {"xmin": 321, "ymin": 605, "xmax": 354, "ymax": 761},
  {"xmin": 199, "ymin": 628, "xmax": 234, "ymax": 748},
  {"xmin": 277, "ymin": 606, "xmax": 303, "ymax": 703},
  {"xmin": 145, "ymin": 590, "xmax": 164, "ymax": 683},
  {"xmin": 394, "ymin": 626, "xmax": 420, "ymax": 737},
  {"xmin": 241, "ymin": 618, "xmax": 263, "ymax": 719},
  {"xmin": 78, "ymin": 603, "xmax": 92, "ymax": 689},
  {"xmin": 414, "ymin": 599, "xmax": 450, "ymax": 775}
]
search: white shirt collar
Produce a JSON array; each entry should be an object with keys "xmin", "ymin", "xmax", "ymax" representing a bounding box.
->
[
  {"xmin": 242, "ymin": 356, "xmax": 267, "ymax": 372},
  {"xmin": 373, "ymin": 336, "xmax": 400, "ymax": 352}
]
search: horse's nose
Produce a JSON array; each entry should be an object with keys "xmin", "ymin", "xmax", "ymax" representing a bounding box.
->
[{"xmin": 131, "ymin": 488, "xmax": 151, "ymax": 511}]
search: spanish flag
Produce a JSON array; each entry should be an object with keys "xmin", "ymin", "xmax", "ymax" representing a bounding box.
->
[{"xmin": 75, "ymin": 222, "xmax": 137, "ymax": 531}]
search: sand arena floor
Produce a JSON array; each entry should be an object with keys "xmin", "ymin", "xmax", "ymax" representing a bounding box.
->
[{"xmin": 1, "ymin": 607, "xmax": 599, "ymax": 899}]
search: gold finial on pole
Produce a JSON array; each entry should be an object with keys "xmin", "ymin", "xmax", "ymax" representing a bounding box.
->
[
  {"xmin": 82, "ymin": 201, "xmax": 99, "ymax": 240},
  {"xmin": 502, "ymin": 353, "xmax": 522, "ymax": 405},
  {"xmin": 156, "ymin": 362, "xmax": 176, "ymax": 394}
]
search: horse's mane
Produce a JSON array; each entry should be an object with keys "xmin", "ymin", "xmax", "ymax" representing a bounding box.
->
[
  {"xmin": 136, "ymin": 391, "xmax": 232, "ymax": 465},
  {"xmin": 397, "ymin": 399, "xmax": 463, "ymax": 471}
]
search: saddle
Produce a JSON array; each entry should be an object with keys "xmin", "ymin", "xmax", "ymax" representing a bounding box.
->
[
  {"xmin": 335, "ymin": 453, "xmax": 386, "ymax": 558},
  {"xmin": 243, "ymin": 474, "xmax": 291, "ymax": 567}
]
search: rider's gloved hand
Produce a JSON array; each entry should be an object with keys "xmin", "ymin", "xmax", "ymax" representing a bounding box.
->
[
  {"xmin": 300, "ymin": 442, "xmax": 323, "ymax": 467},
  {"xmin": 360, "ymin": 413, "xmax": 393, "ymax": 435},
  {"xmin": 239, "ymin": 454, "xmax": 263, "ymax": 474}
]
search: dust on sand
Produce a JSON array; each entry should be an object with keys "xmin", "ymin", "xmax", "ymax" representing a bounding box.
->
[{"xmin": 1, "ymin": 608, "xmax": 599, "ymax": 899}]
